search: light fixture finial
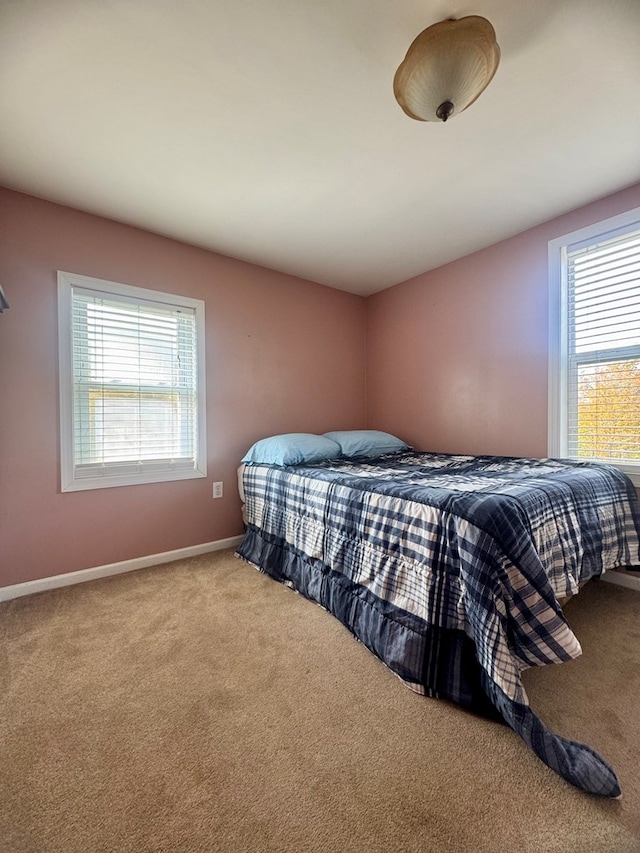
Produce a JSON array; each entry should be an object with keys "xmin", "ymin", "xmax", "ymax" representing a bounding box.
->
[{"xmin": 436, "ymin": 101, "xmax": 454, "ymax": 122}]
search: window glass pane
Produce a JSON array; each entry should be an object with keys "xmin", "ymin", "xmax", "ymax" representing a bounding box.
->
[
  {"xmin": 89, "ymin": 391, "xmax": 190, "ymax": 462},
  {"xmin": 76, "ymin": 297, "xmax": 195, "ymax": 387},
  {"xmin": 569, "ymin": 233, "xmax": 640, "ymax": 354},
  {"xmin": 570, "ymin": 359, "xmax": 640, "ymax": 461}
]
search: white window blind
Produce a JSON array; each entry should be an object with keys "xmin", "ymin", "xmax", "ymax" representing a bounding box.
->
[
  {"xmin": 58, "ymin": 272, "xmax": 206, "ymax": 491},
  {"xmin": 549, "ymin": 208, "xmax": 640, "ymax": 486},
  {"xmin": 567, "ymin": 230, "xmax": 640, "ymax": 464}
]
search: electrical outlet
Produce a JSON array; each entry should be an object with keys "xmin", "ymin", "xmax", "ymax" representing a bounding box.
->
[{"xmin": 213, "ymin": 481, "xmax": 223, "ymax": 499}]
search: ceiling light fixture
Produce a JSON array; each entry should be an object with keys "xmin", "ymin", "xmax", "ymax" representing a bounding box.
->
[{"xmin": 393, "ymin": 15, "xmax": 500, "ymax": 123}]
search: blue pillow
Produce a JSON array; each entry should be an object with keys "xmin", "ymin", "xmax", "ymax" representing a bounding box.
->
[
  {"xmin": 242, "ymin": 433, "xmax": 342, "ymax": 466},
  {"xmin": 323, "ymin": 430, "xmax": 411, "ymax": 458}
]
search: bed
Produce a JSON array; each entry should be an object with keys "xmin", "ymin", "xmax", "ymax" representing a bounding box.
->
[{"xmin": 235, "ymin": 431, "xmax": 640, "ymax": 798}]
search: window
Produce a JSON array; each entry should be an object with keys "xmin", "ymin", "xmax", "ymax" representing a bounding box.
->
[
  {"xmin": 58, "ymin": 271, "xmax": 206, "ymax": 491},
  {"xmin": 548, "ymin": 207, "xmax": 640, "ymax": 486}
]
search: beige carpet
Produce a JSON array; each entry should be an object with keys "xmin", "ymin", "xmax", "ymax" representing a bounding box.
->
[{"xmin": 1, "ymin": 549, "xmax": 640, "ymax": 853}]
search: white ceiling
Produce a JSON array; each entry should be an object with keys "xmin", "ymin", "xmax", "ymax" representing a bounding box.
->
[{"xmin": 1, "ymin": 0, "xmax": 639, "ymax": 296}]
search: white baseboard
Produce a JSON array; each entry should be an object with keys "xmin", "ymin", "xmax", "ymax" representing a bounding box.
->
[
  {"xmin": 4, "ymin": 539, "xmax": 636, "ymax": 603},
  {"xmin": 0, "ymin": 535, "xmax": 244, "ymax": 602},
  {"xmin": 600, "ymin": 570, "xmax": 640, "ymax": 593}
]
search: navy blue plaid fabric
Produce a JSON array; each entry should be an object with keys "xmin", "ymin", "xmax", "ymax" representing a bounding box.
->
[{"xmin": 236, "ymin": 452, "xmax": 640, "ymax": 797}]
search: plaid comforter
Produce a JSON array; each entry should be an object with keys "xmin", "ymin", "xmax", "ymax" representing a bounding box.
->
[{"xmin": 236, "ymin": 452, "xmax": 640, "ymax": 797}]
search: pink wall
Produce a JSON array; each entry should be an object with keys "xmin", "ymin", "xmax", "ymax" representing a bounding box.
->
[
  {"xmin": 4, "ymin": 181, "xmax": 640, "ymax": 587},
  {"xmin": 367, "ymin": 183, "xmax": 640, "ymax": 458},
  {"xmin": 0, "ymin": 188, "xmax": 366, "ymax": 586}
]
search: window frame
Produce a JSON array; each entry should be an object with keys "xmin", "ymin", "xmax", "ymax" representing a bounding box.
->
[
  {"xmin": 58, "ymin": 271, "xmax": 207, "ymax": 492},
  {"xmin": 548, "ymin": 206, "xmax": 640, "ymax": 487}
]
